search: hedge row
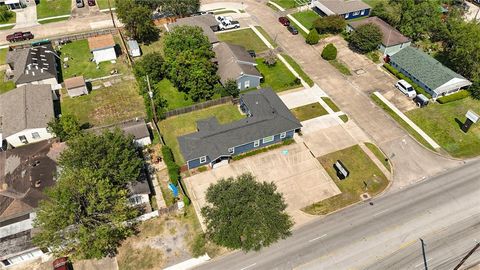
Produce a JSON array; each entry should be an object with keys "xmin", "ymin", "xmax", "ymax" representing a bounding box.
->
[
  {"xmin": 437, "ymin": 90, "xmax": 470, "ymax": 104},
  {"xmin": 232, "ymin": 138, "xmax": 294, "ymax": 161},
  {"xmin": 161, "ymin": 145, "xmax": 179, "ymax": 186},
  {"xmin": 383, "ymin": 63, "xmax": 432, "ymax": 99}
]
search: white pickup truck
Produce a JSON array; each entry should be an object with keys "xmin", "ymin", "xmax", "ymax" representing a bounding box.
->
[
  {"xmin": 218, "ymin": 20, "xmax": 240, "ymax": 30},
  {"xmin": 215, "ymin": 15, "xmax": 233, "ymax": 24}
]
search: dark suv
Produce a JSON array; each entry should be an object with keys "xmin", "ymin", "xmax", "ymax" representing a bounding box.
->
[{"xmin": 6, "ymin": 31, "xmax": 34, "ymax": 42}]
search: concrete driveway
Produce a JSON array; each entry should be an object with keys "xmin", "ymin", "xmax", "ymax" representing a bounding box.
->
[
  {"xmin": 12, "ymin": 0, "xmax": 38, "ymax": 29},
  {"xmin": 184, "ymin": 143, "xmax": 340, "ymax": 229}
]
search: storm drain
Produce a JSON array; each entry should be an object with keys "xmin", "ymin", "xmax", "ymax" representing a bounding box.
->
[
  {"xmin": 360, "ymin": 192, "xmax": 371, "ymax": 200},
  {"xmin": 354, "ymin": 68, "xmax": 366, "ymax": 75}
]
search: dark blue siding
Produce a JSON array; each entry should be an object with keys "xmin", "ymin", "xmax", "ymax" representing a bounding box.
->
[
  {"xmin": 343, "ymin": 8, "xmax": 370, "ymax": 20},
  {"xmin": 188, "ymin": 156, "xmax": 211, "ymax": 169},
  {"xmin": 390, "ymin": 61, "xmax": 436, "ymax": 97}
]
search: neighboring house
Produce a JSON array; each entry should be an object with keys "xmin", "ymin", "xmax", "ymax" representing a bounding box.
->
[
  {"xmin": 213, "ymin": 42, "xmax": 262, "ymax": 91},
  {"xmin": 312, "ymin": 0, "xmax": 371, "ymax": 20},
  {"xmin": 178, "ymin": 89, "xmax": 302, "ymax": 169},
  {"xmin": 388, "ymin": 47, "xmax": 472, "ymax": 98},
  {"xmin": 0, "ymin": 85, "xmax": 55, "ymax": 148},
  {"xmin": 347, "ymin": 17, "xmax": 411, "ymax": 55},
  {"xmin": 0, "ymin": 140, "xmax": 64, "ymax": 267},
  {"xmin": 0, "ymin": 0, "xmax": 26, "ymax": 9},
  {"xmin": 64, "ymin": 76, "xmax": 88, "ymax": 97},
  {"xmin": 5, "ymin": 43, "xmax": 59, "ymax": 89},
  {"xmin": 127, "ymin": 176, "xmax": 152, "ymax": 213},
  {"xmin": 87, "ymin": 34, "xmax": 117, "ymax": 64},
  {"xmin": 127, "ymin": 40, "xmax": 141, "ymax": 57},
  {"xmin": 168, "ymin": 15, "xmax": 219, "ymax": 44},
  {"xmin": 88, "ymin": 118, "xmax": 152, "ymax": 147}
]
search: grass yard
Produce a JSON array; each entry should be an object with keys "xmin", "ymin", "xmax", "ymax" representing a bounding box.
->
[
  {"xmin": 139, "ymin": 36, "xmax": 165, "ymax": 56},
  {"xmin": 256, "ymin": 58, "xmax": 301, "ymax": 92},
  {"xmin": 0, "ymin": 48, "xmax": 8, "ymax": 65},
  {"xmin": 281, "ymin": 54, "xmax": 314, "ymax": 87},
  {"xmin": 406, "ymin": 98, "xmax": 480, "ymax": 158},
  {"xmin": 321, "ymin": 97, "xmax": 340, "ymax": 112},
  {"xmin": 339, "ymin": 114, "xmax": 348, "ymax": 123},
  {"xmin": 59, "ymin": 39, "xmax": 129, "ymax": 80},
  {"xmin": 96, "ymin": 0, "xmax": 116, "ymax": 10},
  {"xmin": 0, "ymin": 71, "xmax": 16, "ymax": 94},
  {"xmin": 36, "ymin": 0, "xmax": 71, "ymax": 19},
  {"xmin": 329, "ymin": 60, "xmax": 352, "ymax": 76},
  {"xmin": 291, "ymin": 10, "xmax": 320, "ymax": 30},
  {"xmin": 365, "ymin": 142, "xmax": 391, "ymax": 172},
  {"xmin": 271, "ymin": 0, "xmax": 298, "ymax": 9},
  {"xmin": 155, "ymin": 79, "xmax": 194, "ymax": 110},
  {"xmin": 159, "ymin": 104, "xmax": 245, "ymax": 164},
  {"xmin": 254, "ymin": 26, "xmax": 277, "ymax": 47},
  {"xmin": 303, "ymin": 145, "xmax": 389, "ymax": 215},
  {"xmin": 290, "ymin": 102, "xmax": 328, "ymax": 121},
  {"xmin": 217, "ymin": 28, "xmax": 269, "ymax": 53},
  {"xmin": 61, "ymin": 80, "xmax": 145, "ymax": 127}
]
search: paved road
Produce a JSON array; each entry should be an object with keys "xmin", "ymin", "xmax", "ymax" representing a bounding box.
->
[{"xmin": 194, "ymin": 158, "xmax": 480, "ymax": 270}]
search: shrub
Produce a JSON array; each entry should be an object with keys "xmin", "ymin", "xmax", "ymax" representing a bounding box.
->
[
  {"xmin": 313, "ymin": 15, "xmax": 346, "ymax": 34},
  {"xmin": 437, "ymin": 90, "xmax": 470, "ymax": 104},
  {"xmin": 306, "ymin": 29, "xmax": 320, "ymax": 45},
  {"xmin": 183, "ymin": 196, "xmax": 191, "ymax": 206},
  {"xmin": 162, "ymin": 145, "xmax": 180, "ymax": 186},
  {"xmin": 0, "ymin": 6, "xmax": 13, "ymax": 23},
  {"xmin": 383, "ymin": 63, "xmax": 432, "ymax": 98},
  {"xmin": 321, "ymin": 44, "xmax": 337, "ymax": 60}
]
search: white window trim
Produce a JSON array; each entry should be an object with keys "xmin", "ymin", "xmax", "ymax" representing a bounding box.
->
[
  {"xmin": 262, "ymin": 136, "xmax": 274, "ymax": 144},
  {"xmin": 32, "ymin": 132, "xmax": 40, "ymax": 139},
  {"xmin": 199, "ymin": 156, "xmax": 207, "ymax": 163},
  {"xmin": 253, "ymin": 140, "xmax": 260, "ymax": 147},
  {"xmin": 244, "ymin": 80, "xmax": 250, "ymax": 88},
  {"xmin": 228, "ymin": 147, "xmax": 234, "ymax": 154},
  {"xmin": 280, "ymin": 132, "xmax": 287, "ymax": 139}
]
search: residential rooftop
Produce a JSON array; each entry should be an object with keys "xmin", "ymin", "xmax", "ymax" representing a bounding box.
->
[
  {"xmin": 348, "ymin": 16, "xmax": 410, "ymax": 46},
  {"xmin": 88, "ymin": 34, "xmax": 116, "ymax": 51},
  {"xmin": 169, "ymin": 15, "xmax": 219, "ymax": 43},
  {"xmin": 213, "ymin": 42, "xmax": 261, "ymax": 84},
  {"xmin": 87, "ymin": 118, "xmax": 150, "ymax": 141},
  {"xmin": 314, "ymin": 0, "xmax": 371, "ymax": 15}
]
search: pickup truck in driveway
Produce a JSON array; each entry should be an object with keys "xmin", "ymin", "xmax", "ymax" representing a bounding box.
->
[
  {"xmin": 6, "ymin": 31, "xmax": 34, "ymax": 42},
  {"xmin": 218, "ymin": 20, "xmax": 240, "ymax": 30}
]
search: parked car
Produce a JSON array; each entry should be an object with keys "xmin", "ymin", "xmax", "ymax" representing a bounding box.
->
[
  {"xmin": 287, "ymin": 25, "xmax": 298, "ymax": 35},
  {"xmin": 395, "ymin": 79, "xmax": 416, "ymax": 98},
  {"xmin": 87, "ymin": 0, "xmax": 95, "ymax": 6},
  {"xmin": 53, "ymin": 257, "xmax": 71, "ymax": 270},
  {"xmin": 215, "ymin": 15, "xmax": 233, "ymax": 24},
  {"xmin": 278, "ymin": 17, "xmax": 290, "ymax": 26},
  {"xmin": 218, "ymin": 20, "xmax": 240, "ymax": 30},
  {"xmin": 6, "ymin": 31, "xmax": 34, "ymax": 42},
  {"xmin": 76, "ymin": 0, "xmax": 84, "ymax": 8},
  {"xmin": 414, "ymin": 94, "xmax": 429, "ymax": 107}
]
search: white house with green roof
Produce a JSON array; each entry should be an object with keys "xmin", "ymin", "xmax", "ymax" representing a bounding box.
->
[{"xmin": 389, "ymin": 47, "xmax": 471, "ymax": 98}]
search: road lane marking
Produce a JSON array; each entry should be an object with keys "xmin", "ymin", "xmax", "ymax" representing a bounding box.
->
[
  {"xmin": 239, "ymin": 263, "xmax": 256, "ymax": 270},
  {"xmin": 309, "ymin": 234, "xmax": 327, "ymax": 242},
  {"xmin": 373, "ymin": 209, "xmax": 389, "ymax": 217},
  {"xmin": 414, "ymin": 258, "xmax": 432, "ymax": 268}
]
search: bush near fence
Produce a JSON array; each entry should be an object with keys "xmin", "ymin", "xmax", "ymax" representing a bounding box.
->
[
  {"xmin": 437, "ymin": 90, "xmax": 470, "ymax": 104},
  {"xmin": 383, "ymin": 63, "xmax": 432, "ymax": 99},
  {"xmin": 164, "ymin": 96, "xmax": 236, "ymax": 118},
  {"xmin": 161, "ymin": 145, "xmax": 180, "ymax": 186}
]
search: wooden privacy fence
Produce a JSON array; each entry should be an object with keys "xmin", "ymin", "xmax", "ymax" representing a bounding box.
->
[{"xmin": 164, "ymin": 96, "xmax": 238, "ymax": 118}]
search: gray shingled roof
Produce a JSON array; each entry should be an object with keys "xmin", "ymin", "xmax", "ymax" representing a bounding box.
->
[
  {"xmin": 0, "ymin": 85, "xmax": 54, "ymax": 138},
  {"xmin": 87, "ymin": 118, "xmax": 150, "ymax": 140},
  {"xmin": 178, "ymin": 89, "xmax": 302, "ymax": 162},
  {"xmin": 348, "ymin": 17, "xmax": 410, "ymax": 46},
  {"xmin": 169, "ymin": 15, "xmax": 218, "ymax": 43},
  {"xmin": 213, "ymin": 42, "xmax": 262, "ymax": 84},
  {"xmin": 6, "ymin": 44, "xmax": 57, "ymax": 85},
  {"xmin": 315, "ymin": 0, "xmax": 371, "ymax": 15},
  {"xmin": 389, "ymin": 47, "xmax": 471, "ymax": 93}
]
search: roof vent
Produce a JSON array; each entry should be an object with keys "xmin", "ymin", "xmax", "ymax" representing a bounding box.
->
[{"xmin": 34, "ymin": 180, "xmax": 41, "ymax": 188}]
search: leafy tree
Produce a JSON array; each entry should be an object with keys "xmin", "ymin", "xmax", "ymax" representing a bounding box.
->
[
  {"xmin": 33, "ymin": 168, "xmax": 138, "ymax": 260},
  {"xmin": 371, "ymin": 1, "xmax": 401, "ymax": 27},
  {"xmin": 151, "ymin": 0, "xmax": 200, "ymax": 16},
  {"xmin": 396, "ymin": 0, "xmax": 442, "ymax": 41},
  {"xmin": 321, "ymin": 43, "xmax": 337, "ymax": 60},
  {"xmin": 0, "ymin": 6, "xmax": 13, "ymax": 23},
  {"xmin": 163, "ymin": 25, "xmax": 214, "ymax": 59},
  {"xmin": 201, "ymin": 173, "xmax": 293, "ymax": 251},
  {"xmin": 224, "ymin": 79, "xmax": 240, "ymax": 97},
  {"xmin": 133, "ymin": 52, "xmax": 165, "ymax": 83},
  {"xmin": 348, "ymin": 23, "xmax": 383, "ymax": 53},
  {"xmin": 306, "ymin": 28, "xmax": 320, "ymax": 45},
  {"xmin": 468, "ymin": 80, "xmax": 480, "ymax": 100},
  {"xmin": 47, "ymin": 114, "xmax": 81, "ymax": 141},
  {"xmin": 115, "ymin": 0, "xmax": 159, "ymax": 43},
  {"xmin": 313, "ymin": 15, "xmax": 346, "ymax": 34}
]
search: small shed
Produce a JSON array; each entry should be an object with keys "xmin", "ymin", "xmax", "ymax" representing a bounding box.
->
[
  {"xmin": 64, "ymin": 76, "xmax": 88, "ymax": 97},
  {"xmin": 87, "ymin": 34, "xmax": 117, "ymax": 64},
  {"xmin": 127, "ymin": 40, "xmax": 141, "ymax": 57}
]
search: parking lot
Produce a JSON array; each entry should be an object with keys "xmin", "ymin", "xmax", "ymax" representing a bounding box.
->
[{"xmin": 184, "ymin": 143, "xmax": 341, "ymax": 229}]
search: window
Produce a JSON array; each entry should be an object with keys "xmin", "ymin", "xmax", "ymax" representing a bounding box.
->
[
  {"xmin": 19, "ymin": 135, "xmax": 28, "ymax": 144},
  {"xmin": 228, "ymin": 147, "xmax": 234, "ymax": 154},
  {"xmin": 244, "ymin": 80, "xmax": 250, "ymax": 88},
  {"xmin": 280, "ymin": 132, "xmax": 287, "ymax": 139},
  {"xmin": 353, "ymin": 11, "xmax": 360, "ymax": 16},
  {"xmin": 199, "ymin": 156, "xmax": 207, "ymax": 163},
  {"xmin": 254, "ymin": 140, "xmax": 260, "ymax": 147},
  {"xmin": 129, "ymin": 195, "xmax": 144, "ymax": 206},
  {"xmin": 360, "ymin": 10, "xmax": 365, "ymax": 15},
  {"xmin": 345, "ymin": 13, "xmax": 349, "ymax": 18},
  {"xmin": 31, "ymin": 132, "xmax": 40, "ymax": 139},
  {"xmin": 238, "ymin": 82, "xmax": 241, "ymax": 89},
  {"xmin": 263, "ymin": 135, "xmax": 274, "ymax": 144}
]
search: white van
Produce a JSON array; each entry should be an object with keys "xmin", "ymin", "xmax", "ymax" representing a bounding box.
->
[{"xmin": 395, "ymin": 79, "xmax": 416, "ymax": 98}]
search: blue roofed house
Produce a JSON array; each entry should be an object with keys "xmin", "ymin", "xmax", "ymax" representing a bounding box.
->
[
  {"xmin": 312, "ymin": 0, "xmax": 371, "ymax": 20},
  {"xmin": 388, "ymin": 47, "xmax": 472, "ymax": 98},
  {"xmin": 178, "ymin": 89, "xmax": 302, "ymax": 169}
]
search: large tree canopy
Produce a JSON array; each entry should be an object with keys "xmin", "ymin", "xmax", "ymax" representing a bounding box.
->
[
  {"xmin": 348, "ymin": 23, "xmax": 383, "ymax": 53},
  {"xmin": 313, "ymin": 15, "xmax": 346, "ymax": 34},
  {"xmin": 201, "ymin": 173, "xmax": 293, "ymax": 251},
  {"xmin": 115, "ymin": 0, "xmax": 159, "ymax": 43},
  {"xmin": 47, "ymin": 114, "xmax": 81, "ymax": 142},
  {"xmin": 152, "ymin": 0, "xmax": 200, "ymax": 16}
]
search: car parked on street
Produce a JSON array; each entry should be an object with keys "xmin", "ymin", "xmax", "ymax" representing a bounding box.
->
[
  {"xmin": 287, "ymin": 25, "xmax": 298, "ymax": 35},
  {"xmin": 395, "ymin": 79, "xmax": 416, "ymax": 98},
  {"xmin": 87, "ymin": 0, "xmax": 95, "ymax": 6},
  {"xmin": 76, "ymin": 0, "xmax": 84, "ymax": 8},
  {"xmin": 278, "ymin": 17, "xmax": 290, "ymax": 26},
  {"xmin": 6, "ymin": 31, "xmax": 34, "ymax": 42}
]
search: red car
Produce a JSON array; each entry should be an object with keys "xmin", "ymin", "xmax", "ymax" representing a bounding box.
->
[
  {"xmin": 6, "ymin": 31, "xmax": 34, "ymax": 43},
  {"xmin": 53, "ymin": 257, "xmax": 71, "ymax": 270},
  {"xmin": 278, "ymin": 17, "xmax": 290, "ymax": 26},
  {"xmin": 87, "ymin": 0, "xmax": 95, "ymax": 6}
]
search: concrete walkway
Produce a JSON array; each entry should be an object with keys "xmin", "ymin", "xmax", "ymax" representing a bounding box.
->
[{"xmin": 267, "ymin": 1, "xmax": 285, "ymax": 11}]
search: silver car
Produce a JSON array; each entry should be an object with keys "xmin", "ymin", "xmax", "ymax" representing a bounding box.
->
[{"xmin": 76, "ymin": 0, "xmax": 84, "ymax": 8}]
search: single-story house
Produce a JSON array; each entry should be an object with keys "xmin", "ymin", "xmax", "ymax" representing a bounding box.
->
[
  {"xmin": 213, "ymin": 42, "xmax": 262, "ymax": 91},
  {"xmin": 178, "ymin": 89, "xmax": 302, "ymax": 169},
  {"xmin": 312, "ymin": 0, "xmax": 371, "ymax": 20},
  {"xmin": 5, "ymin": 43, "xmax": 59, "ymax": 89},
  {"xmin": 127, "ymin": 40, "xmax": 141, "ymax": 57},
  {"xmin": 0, "ymin": 0, "xmax": 26, "ymax": 9},
  {"xmin": 388, "ymin": 47, "xmax": 472, "ymax": 98},
  {"xmin": 168, "ymin": 15, "xmax": 219, "ymax": 44},
  {"xmin": 0, "ymin": 140, "xmax": 64, "ymax": 267},
  {"xmin": 88, "ymin": 118, "xmax": 152, "ymax": 147},
  {"xmin": 347, "ymin": 16, "xmax": 411, "ymax": 55},
  {"xmin": 87, "ymin": 34, "xmax": 117, "ymax": 64},
  {"xmin": 0, "ymin": 85, "xmax": 55, "ymax": 148},
  {"xmin": 64, "ymin": 76, "xmax": 88, "ymax": 97}
]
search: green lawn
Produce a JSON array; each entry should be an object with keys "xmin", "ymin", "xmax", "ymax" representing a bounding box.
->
[
  {"xmin": 61, "ymin": 80, "xmax": 145, "ymax": 127},
  {"xmin": 0, "ymin": 49, "xmax": 8, "ymax": 65},
  {"xmin": 0, "ymin": 71, "xmax": 16, "ymax": 94},
  {"xmin": 59, "ymin": 39, "xmax": 129, "ymax": 80},
  {"xmin": 281, "ymin": 54, "xmax": 314, "ymax": 87},
  {"xmin": 406, "ymin": 98, "xmax": 480, "ymax": 158},
  {"xmin": 155, "ymin": 79, "xmax": 194, "ymax": 110},
  {"xmin": 96, "ymin": 0, "xmax": 116, "ymax": 10},
  {"xmin": 290, "ymin": 102, "xmax": 328, "ymax": 121},
  {"xmin": 365, "ymin": 142, "xmax": 391, "ymax": 172},
  {"xmin": 321, "ymin": 97, "xmax": 340, "ymax": 112},
  {"xmin": 291, "ymin": 10, "xmax": 320, "ymax": 30},
  {"xmin": 217, "ymin": 28, "xmax": 269, "ymax": 53},
  {"xmin": 256, "ymin": 58, "xmax": 301, "ymax": 92},
  {"xmin": 36, "ymin": 0, "xmax": 71, "ymax": 19},
  {"xmin": 139, "ymin": 36, "xmax": 165, "ymax": 56},
  {"xmin": 329, "ymin": 60, "xmax": 352, "ymax": 76},
  {"xmin": 339, "ymin": 114, "xmax": 348, "ymax": 123},
  {"xmin": 271, "ymin": 0, "xmax": 298, "ymax": 9},
  {"xmin": 303, "ymin": 145, "xmax": 389, "ymax": 215},
  {"xmin": 159, "ymin": 104, "xmax": 245, "ymax": 165},
  {"xmin": 254, "ymin": 26, "xmax": 277, "ymax": 47}
]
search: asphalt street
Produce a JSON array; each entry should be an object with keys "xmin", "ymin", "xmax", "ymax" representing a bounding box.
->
[{"xmin": 194, "ymin": 159, "xmax": 480, "ymax": 270}]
